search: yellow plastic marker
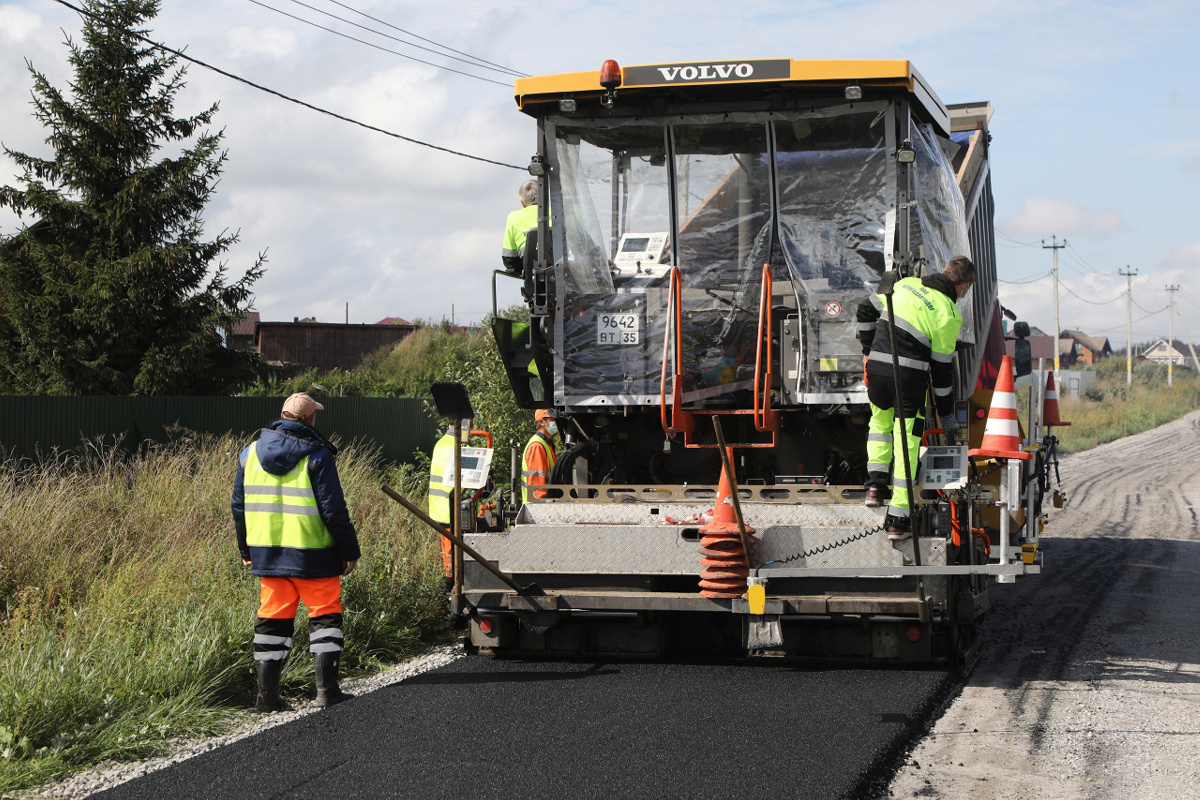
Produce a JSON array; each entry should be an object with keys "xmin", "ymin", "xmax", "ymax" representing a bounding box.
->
[{"xmin": 746, "ymin": 579, "xmax": 767, "ymax": 615}]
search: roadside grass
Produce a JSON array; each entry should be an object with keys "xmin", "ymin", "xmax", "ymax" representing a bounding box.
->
[
  {"xmin": 1014, "ymin": 360, "xmax": 1200, "ymax": 455},
  {"xmin": 0, "ymin": 434, "xmax": 447, "ymax": 793}
]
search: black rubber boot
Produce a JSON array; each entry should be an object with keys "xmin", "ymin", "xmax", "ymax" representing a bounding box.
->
[
  {"xmin": 253, "ymin": 659, "xmax": 294, "ymax": 713},
  {"xmin": 314, "ymin": 651, "xmax": 354, "ymax": 708}
]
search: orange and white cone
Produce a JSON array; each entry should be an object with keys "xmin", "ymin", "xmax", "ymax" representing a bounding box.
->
[
  {"xmin": 969, "ymin": 355, "xmax": 1032, "ymax": 461},
  {"xmin": 1042, "ymin": 371, "xmax": 1071, "ymax": 427},
  {"xmin": 697, "ymin": 449, "xmax": 751, "ymax": 598}
]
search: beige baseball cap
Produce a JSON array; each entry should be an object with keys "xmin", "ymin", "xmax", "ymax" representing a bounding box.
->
[{"xmin": 281, "ymin": 392, "xmax": 324, "ymax": 420}]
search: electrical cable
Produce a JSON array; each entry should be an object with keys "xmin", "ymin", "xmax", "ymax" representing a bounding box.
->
[
  {"xmin": 995, "ymin": 230, "xmax": 1040, "ymax": 247},
  {"xmin": 998, "ymin": 271, "xmax": 1050, "ymax": 285},
  {"xmin": 1064, "ymin": 242, "xmax": 1106, "ymax": 275},
  {"xmin": 272, "ymin": 0, "xmax": 524, "ymax": 78},
  {"xmin": 47, "ymin": 0, "xmax": 525, "ymax": 171},
  {"xmin": 323, "ymin": 0, "xmax": 527, "ymax": 77},
  {"xmin": 246, "ymin": 0, "xmax": 512, "ymax": 86},
  {"xmin": 1059, "ymin": 279, "xmax": 1123, "ymax": 305},
  {"xmin": 1092, "ymin": 308, "xmax": 1167, "ymax": 333}
]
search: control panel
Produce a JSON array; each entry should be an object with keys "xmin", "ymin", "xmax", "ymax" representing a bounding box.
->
[
  {"xmin": 918, "ymin": 445, "xmax": 968, "ymax": 491},
  {"xmin": 612, "ymin": 232, "xmax": 670, "ymax": 276},
  {"xmin": 443, "ymin": 446, "xmax": 494, "ymax": 491}
]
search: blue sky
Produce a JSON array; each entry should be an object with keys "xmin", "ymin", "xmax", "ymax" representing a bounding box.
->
[{"xmin": 2, "ymin": 0, "xmax": 1198, "ymax": 349}]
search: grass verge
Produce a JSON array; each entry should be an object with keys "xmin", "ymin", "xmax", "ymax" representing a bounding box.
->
[{"xmin": 0, "ymin": 433, "xmax": 447, "ymax": 793}]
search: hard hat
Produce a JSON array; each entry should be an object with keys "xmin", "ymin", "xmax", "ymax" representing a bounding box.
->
[{"xmin": 535, "ymin": 408, "xmax": 556, "ymax": 423}]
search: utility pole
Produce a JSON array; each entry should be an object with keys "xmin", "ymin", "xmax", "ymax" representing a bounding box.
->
[
  {"xmin": 1166, "ymin": 285, "xmax": 1180, "ymax": 387},
  {"xmin": 1043, "ymin": 236, "xmax": 1067, "ymax": 374},
  {"xmin": 1174, "ymin": 301, "xmax": 1200, "ymax": 374},
  {"xmin": 1119, "ymin": 267, "xmax": 1137, "ymax": 386}
]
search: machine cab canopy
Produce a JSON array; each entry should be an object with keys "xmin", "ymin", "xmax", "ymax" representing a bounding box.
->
[{"xmin": 509, "ymin": 60, "xmax": 990, "ymax": 409}]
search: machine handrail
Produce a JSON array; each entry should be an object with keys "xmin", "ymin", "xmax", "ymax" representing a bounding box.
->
[
  {"xmin": 753, "ymin": 264, "xmax": 776, "ymax": 432},
  {"xmin": 659, "ymin": 267, "xmax": 684, "ymax": 435}
]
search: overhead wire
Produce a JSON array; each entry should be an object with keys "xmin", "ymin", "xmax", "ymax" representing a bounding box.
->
[
  {"xmin": 272, "ymin": 0, "xmax": 524, "ymax": 78},
  {"xmin": 1058, "ymin": 280, "xmax": 1122, "ymax": 305},
  {"xmin": 323, "ymin": 0, "xmax": 527, "ymax": 77},
  {"xmin": 47, "ymin": 0, "xmax": 525, "ymax": 170},
  {"xmin": 998, "ymin": 271, "xmax": 1050, "ymax": 285},
  {"xmin": 246, "ymin": 0, "xmax": 512, "ymax": 86}
]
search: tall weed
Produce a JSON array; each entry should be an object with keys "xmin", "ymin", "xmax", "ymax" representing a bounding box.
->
[{"xmin": 0, "ymin": 435, "xmax": 447, "ymax": 792}]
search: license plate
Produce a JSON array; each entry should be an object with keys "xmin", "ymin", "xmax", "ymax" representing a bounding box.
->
[{"xmin": 597, "ymin": 313, "xmax": 640, "ymax": 345}]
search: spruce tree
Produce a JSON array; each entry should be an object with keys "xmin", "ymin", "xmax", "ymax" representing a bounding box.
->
[{"xmin": 0, "ymin": 0, "xmax": 264, "ymax": 394}]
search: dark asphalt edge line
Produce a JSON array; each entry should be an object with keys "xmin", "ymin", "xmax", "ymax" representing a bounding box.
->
[{"xmin": 842, "ymin": 668, "xmax": 965, "ymax": 800}]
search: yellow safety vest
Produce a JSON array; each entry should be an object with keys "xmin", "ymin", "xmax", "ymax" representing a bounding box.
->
[
  {"xmin": 429, "ymin": 433, "xmax": 455, "ymax": 525},
  {"xmin": 243, "ymin": 447, "xmax": 335, "ymax": 551}
]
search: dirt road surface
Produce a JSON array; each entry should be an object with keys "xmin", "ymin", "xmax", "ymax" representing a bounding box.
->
[{"xmin": 888, "ymin": 411, "xmax": 1200, "ymax": 799}]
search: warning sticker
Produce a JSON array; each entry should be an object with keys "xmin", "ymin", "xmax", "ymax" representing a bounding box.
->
[
  {"xmin": 824, "ymin": 301, "xmax": 841, "ymax": 317},
  {"xmin": 819, "ymin": 358, "xmax": 839, "ymax": 371}
]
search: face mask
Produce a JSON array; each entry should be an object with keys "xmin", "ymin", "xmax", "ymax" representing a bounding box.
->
[{"xmin": 546, "ymin": 421, "xmax": 558, "ymax": 436}]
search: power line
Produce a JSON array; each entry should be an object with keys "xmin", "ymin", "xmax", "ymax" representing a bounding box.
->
[
  {"xmin": 47, "ymin": 0, "xmax": 525, "ymax": 170},
  {"xmin": 995, "ymin": 229, "xmax": 1040, "ymax": 247},
  {"xmin": 998, "ymin": 271, "xmax": 1050, "ymax": 284},
  {"xmin": 1059, "ymin": 279, "xmax": 1123, "ymax": 305},
  {"xmin": 1064, "ymin": 242, "xmax": 1105, "ymax": 275},
  {"xmin": 323, "ymin": 0, "xmax": 527, "ymax": 78},
  {"xmin": 246, "ymin": 0, "xmax": 513, "ymax": 86},
  {"xmin": 1092, "ymin": 308, "xmax": 1167, "ymax": 333},
  {"xmin": 272, "ymin": 0, "xmax": 524, "ymax": 78}
]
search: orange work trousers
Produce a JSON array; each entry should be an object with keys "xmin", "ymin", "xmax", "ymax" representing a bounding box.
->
[{"xmin": 258, "ymin": 576, "xmax": 342, "ymax": 619}]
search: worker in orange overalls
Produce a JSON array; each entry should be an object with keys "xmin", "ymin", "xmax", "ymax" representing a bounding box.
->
[{"xmin": 521, "ymin": 409, "xmax": 558, "ymax": 504}]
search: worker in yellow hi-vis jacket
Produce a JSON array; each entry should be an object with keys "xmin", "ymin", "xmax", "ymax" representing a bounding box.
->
[
  {"xmin": 232, "ymin": 393, "xmax": 360, "ymax": 712},
  {"xmin": 856, "ymin": 256, "xmax": 975, "ymax": 541}
]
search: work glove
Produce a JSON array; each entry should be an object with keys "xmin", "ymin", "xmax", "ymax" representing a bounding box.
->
[{"xmin": 941, "ymin": 416, "xmax": 961, "ymax": 442}]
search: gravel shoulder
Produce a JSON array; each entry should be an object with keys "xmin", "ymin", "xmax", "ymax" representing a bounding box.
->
[
  {"xmin": 15, "ymin": 646, "xmax": 464, "ymax": 800},
  {"xmin": 888, "ymin": 411, "xmax": 1200, "ymax": 799}
]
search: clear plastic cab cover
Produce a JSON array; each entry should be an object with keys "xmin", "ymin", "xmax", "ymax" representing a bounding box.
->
[{"xmin": 545, "ymin": 102, "xmax": 967, "ymax": 406}]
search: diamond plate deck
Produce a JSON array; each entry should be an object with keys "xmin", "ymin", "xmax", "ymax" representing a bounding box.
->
[{"xmin": 465, "ymin": 505, "xmax": 947, "ymax": 575}]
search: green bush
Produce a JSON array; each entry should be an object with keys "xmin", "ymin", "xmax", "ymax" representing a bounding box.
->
[{"xmin": 0, "ymin": 436, "xmax": 447, "ymax": 792}]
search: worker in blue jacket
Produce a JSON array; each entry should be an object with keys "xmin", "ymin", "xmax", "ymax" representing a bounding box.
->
[{"xmin": 232, "ymin": 392, "xmax": 361, "ymax": 712}]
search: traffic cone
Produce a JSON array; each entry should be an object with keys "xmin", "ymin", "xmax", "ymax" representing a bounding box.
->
[
  {"xmin": 1042, "ymin": 371, "xmax": 1071, "ymax": 427},
  {"xmin": 697, "ymin": 449, "xmax": 751, "ymax": 598},
  {"xmin": 969, "ymin": 355, "xmax": 1032, "ymax": 461}
]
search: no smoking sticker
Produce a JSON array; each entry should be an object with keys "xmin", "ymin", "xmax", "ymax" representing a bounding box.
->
[{"xmin": 824, "ymin": 301, "xmax": 841, "ymax": 317}]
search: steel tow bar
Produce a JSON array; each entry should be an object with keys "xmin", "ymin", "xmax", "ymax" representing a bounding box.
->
[{"xmin": 380, "ymin": 484, "xmax": 543, "ymax": 597}]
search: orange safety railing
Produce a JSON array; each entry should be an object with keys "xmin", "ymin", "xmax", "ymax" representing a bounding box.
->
[
  {"xmin": 753, "ymin": 264, "xmax": 777, "ymax": 433},
  {"xmin": 659, "ymin": 267, "xmax": 689, "ymax": 439}
]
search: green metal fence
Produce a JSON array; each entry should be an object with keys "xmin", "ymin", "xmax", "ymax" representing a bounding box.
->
[{"xmin": 0, "ymin": 396, "xmax": 440, "ymax": 466}]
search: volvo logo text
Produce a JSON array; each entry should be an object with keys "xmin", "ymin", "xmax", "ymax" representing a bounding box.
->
[{"xmin": 656, "ymin": 63, "xmax": 754, "ymax": 82}]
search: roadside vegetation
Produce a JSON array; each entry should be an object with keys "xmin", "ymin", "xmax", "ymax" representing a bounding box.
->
[
  {"xmin": 245, "ymin": 314, "xmax": 532, "ymax": 459},
  {"xmin": 1018, "ymin": 355, "xmax": 1200, "ymax": 454},
  {"xmin": 0, "ymin": 436, "xmax": 446, "ymax": 793}
]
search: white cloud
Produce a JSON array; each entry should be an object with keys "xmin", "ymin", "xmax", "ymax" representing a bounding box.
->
[
  {"xmin": 0, "ymin": 5, "xmax": 41, "ymax": 42},
  {"xmin": 224, "ymin": 26, "xmax": 297, "ymax": 60},
  {"xmin": 999, "ymin": 197, "xmax": 1128, "ymax": 240}
]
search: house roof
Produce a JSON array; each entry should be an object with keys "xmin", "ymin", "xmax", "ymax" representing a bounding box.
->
[
  {"xmin": 1005, "ymin": 334, "xmax": 1075, "ymax": 361},
  {"xmin": 1144, "ymin": 339, "xmax": 1194, "ymax": 357},
  {"xmin": 231, "ymin": 311, "xmax": 260, "ymax": 337},
  {"xmin": 376, "ymin": 317, "xmax": 412, "ymax": 326},
  {"xmin": 1060, "ymin": 329, "xmax": 1111, "ymax": 353}
]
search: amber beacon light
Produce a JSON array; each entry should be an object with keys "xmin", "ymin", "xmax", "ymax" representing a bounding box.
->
[
  {"xmin": 599, "ymin": 59, "xmax": 622, "ymax": 109},
  {"xmin": 599, "ymin": 59, "xmax": 622, "ymax": 89}
]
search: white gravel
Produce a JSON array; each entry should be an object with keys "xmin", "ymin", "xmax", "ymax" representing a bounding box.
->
[
  {"xmin": 16, "ymin": 645, "xmax": 464, "ymax": 800},
  {"xmin": 888, "ymin": 411, "xmax": 1200, "ymax": 799}
]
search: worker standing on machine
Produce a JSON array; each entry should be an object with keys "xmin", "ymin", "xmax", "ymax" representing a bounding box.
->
[
  {"xmin": 428, "ymin": 422, "xmax": 456, "ymax": 588},
  {"xmin": 522, "ymin": 409, "xmax": 558, "ymax": 503},
  {"xmin": 501, "ymin": 179, "xmax": 539, "ymax": 273},
  {"xmin": 857, "ymin": 256, "xmax": 975, "ymax": 540},
  {"xmin": 232, "ymin": 393, "xmax": 360, "ymax": 711}
]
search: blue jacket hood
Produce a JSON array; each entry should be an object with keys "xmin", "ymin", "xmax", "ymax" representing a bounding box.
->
[{"xmin": 254, "ymin": 419, "xmax": 337, "ymax": 474}]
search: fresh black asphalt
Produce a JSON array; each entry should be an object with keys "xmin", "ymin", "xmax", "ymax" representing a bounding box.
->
[{"xmin": 93, "ymin": 655, "xmax": 955, "ymax": 800}]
